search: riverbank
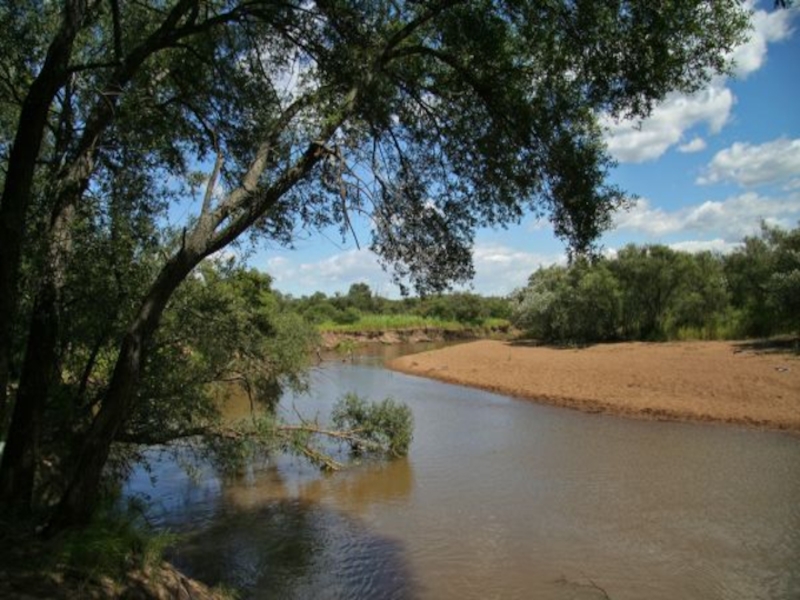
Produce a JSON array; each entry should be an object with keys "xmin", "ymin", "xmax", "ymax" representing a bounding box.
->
[
  {"xmin": 0, "ymin": 524, "xmax": 232, "ymax": 600},
  {"xmin": 388, "ymin": 339, "xmax": 800, "ymax": 432},
  {"xmin": 319, "ymin": 326, "xmax": 509, "ymax": 350},
  {"xmin": 0, "ymin": 559, "xmax": 230, "ymax": 600}
]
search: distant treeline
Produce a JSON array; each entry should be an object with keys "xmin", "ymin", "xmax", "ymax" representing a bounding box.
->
[
  {"xmin": 510, "ymin": 223, "xmax": 800, "ymax": 344},
  {"xmin": 285, "ymin": 283, "xmax": 511, "ymax": 330}
]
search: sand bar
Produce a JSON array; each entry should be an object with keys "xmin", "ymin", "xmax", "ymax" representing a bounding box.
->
[{"xmin": 388, "ymin": 339, "xmax": 800, "ymax": 432}]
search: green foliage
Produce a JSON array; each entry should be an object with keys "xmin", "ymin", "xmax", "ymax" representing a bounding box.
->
[
  {"xmin": 0, "ymin": 0, "xmax": 751, "ymax": 526},
  {"xmin": 726, "ymin": 223, "xmax": 800, "ymax": 336},
  {"xmin": 301, "ymin": 289, "xmax": 513, "ymax": 333},
  {"xmin": 332, "ymin": 394, "xmax": 414, "ymax": 458},
  {"xmin": 512, "ymin": 224, "xmax": 800, "ymax": 344},
  {"xmin": 201, "ymin": 394, "xmax": 414, "ymax": 474},
  {"xmin": 54, "ymin": 501, "xmax": 178, "ymax": 581},
  {"xmin": 126, "ymin": 261, "xmax": 319, "ymax": 442},
  {"xmin": 319, "ymin": 313, "xmax": 465, "ymax": 333}
]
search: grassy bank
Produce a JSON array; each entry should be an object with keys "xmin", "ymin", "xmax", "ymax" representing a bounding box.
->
[
  {"xmin": 0, "ymin": 501, "xmax": 236, "ymax": 600},
  {"xmin": 317, "ymin": 314, "xmax": 510, "ymax": 334}
]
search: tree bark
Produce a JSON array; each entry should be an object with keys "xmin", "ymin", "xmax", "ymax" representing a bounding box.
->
[
  {"xmin": 0, "ymin": 205, "xmax": 75, "ymax": 511},
  {"xmin": 48, "ymin": 250, "xmax": 199, "ymax": 529},
  {"xmin": 0, "ymin": 284, "xmax": 61, "ymax": 513},
  {"xmin": 48, "ymin": 86, "xmax": 353, "ymax": 529},
  {"xmin": 0, "ymin": 0, "xmax": 87, "ymax": 425},
  {"xmin": 0, "ymin": 0, "xmax": 233, "ymax": 514}
]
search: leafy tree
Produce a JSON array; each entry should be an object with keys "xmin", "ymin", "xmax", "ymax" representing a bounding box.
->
[
  {"xmin": 346, "ymin": 282, "xmax": 376, "ymax": 313},
  {"xmin": 725, "ymin": 223, "xmax": 800, "ymax": 336},
  {"xmin": 765, "ymin": 227, "xmax": 800, "ymax": 334},
  {"xmin": 611, "ymin": 245, "xmax": 692, "ymax": 340},
  {"xmin": 665, "ymin": 251, "xmax": 729, "ymax": 338},
  {"xmin": 332, "ymin": 394, "xmax": 414, "ymax": 458},
  {"xmin": 510, "ymin": 265, "xmax": 571, "ymax": 341},
  {"xmin": 0, "ymin": 0, "xmax": 750, "ymax": 527},
  {"xmin": 417, "ymin": 292, "xmax": 485, "ymax": 323},
  {"xmin": 570, "ymin": 259, "xmax": 622, "ymax": 342},
  {"xmin": 725, "ymin": 230, "xmax": 775, "ymax": 336},
  {"xmin": 510, "ymin": 259, "xmax": 620, "ymax": 343}
]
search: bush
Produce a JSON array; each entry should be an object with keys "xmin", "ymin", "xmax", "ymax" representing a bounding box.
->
[
  {"xmin": 55, "ymin": 501, "xmax": 178, "ymax": 580},
  {"xmin": 332, "ymin": 394, "xmax": 414, "ymax": 458}
]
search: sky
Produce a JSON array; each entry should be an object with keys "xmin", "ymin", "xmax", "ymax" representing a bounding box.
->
[{"xmin": 256, "ymin": 1, "xmax": 800, "ymax": 299}]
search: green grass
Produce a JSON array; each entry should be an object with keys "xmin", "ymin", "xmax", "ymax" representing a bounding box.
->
[
  {"xmin": 53, "ymin": 503, "xmax": 179, "ymax": 581},
  {"xmin": 317, "ymin": 314, "xmax": 512, "ymax": 333},
  {"xmin": 318, "ymin": 314, "xmax": 465, "ymax": 333}
]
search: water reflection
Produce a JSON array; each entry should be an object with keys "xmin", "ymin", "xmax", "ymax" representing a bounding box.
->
[
  {"xmin": 169, "ymin": 498, "xmax": 418, "ymax": 600},
  {"xmin": 126, "ymin": 344, "xmax": 800, "ymax": 600}
]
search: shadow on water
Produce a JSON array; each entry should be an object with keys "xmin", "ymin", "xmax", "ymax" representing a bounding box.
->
[
  {"xmin": 126, "ymin": 441, "xmax": 420, "ymax": 599},
  {"xmin": 168, "ymin": 498, "xmax": 419, "ymax": 600},
  {"xmin": 126, "ymin": 346, "xmax": 800, "ymax": 600}
]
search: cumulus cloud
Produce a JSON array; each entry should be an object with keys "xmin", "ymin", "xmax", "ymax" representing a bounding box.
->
[
  {"xmin": 469, "ymin": 243, "xmax": 564, "ymax": 295},
  {"xmin": 728, "ymin": 4, "xmax": 796, "ymax": 78},
  {"xmin": 264, "ymin": 249, "xmax": 392, "ymax": 296},
  {"xmin": 698, "ymin": 138, "xmax": 800, "ymax": 187},
  {"xmin": 262, "ymin": 243, "xmax": 565, "ymax": 297},
  {"xmin": 602, "ymin": 83, "xmax": 734, "ymax": 163},
  {"xmin": 602, "ymin": 5, "xmax": 795, "ymax": 163},
  {"xmin": 784, "ymin": 178, "xmax": 800, "ymax": 191},
  {"xmin": 678, "ymin": 137, "xmax": 707, "ymax": 154},
  {"xmin": 613, "ymin": 191, "xmax": 800, "ymax": 241},
  {"xmin": 668, "ymin": 239, "xmax": 741, "ymax": 254}
]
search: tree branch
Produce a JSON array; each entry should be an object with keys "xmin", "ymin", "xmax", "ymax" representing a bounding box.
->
[{"xmin": 202, "ymin": 142, "xmax": 224, "ymax": 217}]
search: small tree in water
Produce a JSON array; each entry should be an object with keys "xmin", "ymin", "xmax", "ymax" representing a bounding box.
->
[{"xmin": 333, "ymin": 394, "xmax": 414, "ymax": 458}]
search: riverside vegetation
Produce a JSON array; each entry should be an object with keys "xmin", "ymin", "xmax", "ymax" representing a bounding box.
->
[
  {"xmin": 510, "ymin": 223, "xmax": 800, "ymax": 345},
  {"xmin": 0, "ymin": 0, "xmax": 753, "ymax": 597}
]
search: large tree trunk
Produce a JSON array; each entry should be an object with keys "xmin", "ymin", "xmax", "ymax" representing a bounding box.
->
[
  {"xmin": 0, "ymin": 285, "xmax": 61, "ymax": 513},
  {"xmin": 48, "ymin": 250, "xmax": 199, "ymax": 529},
  {"xmin": 0, "ymin": 0, "xmax": 87, "ymax": 425},
  {"xmin": 0, "ymin": 206, "xmax": 75, "ymax": 512}
]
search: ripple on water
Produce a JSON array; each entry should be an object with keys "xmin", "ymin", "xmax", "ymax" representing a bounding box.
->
[{"xmin": 126, "ymin": 356, "xmax": 800, "ymax": 600}]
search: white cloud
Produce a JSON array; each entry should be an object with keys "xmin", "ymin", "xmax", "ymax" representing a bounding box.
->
[
  {"xmin": 262, "ymin": 243, "xmax": 565, "ymax": 297},
  {"xmin": 469, "ymin": 243, "xmax": 564, "ymax": 295},
  {"xmin": 614, "ymin": 191, "xmax": 800, "ymax": 241},
  {"xmin": 264, "ymin": 249, "xmax": 393, "ymax": 296},
  {"xmin": 728, "ymin": 4, "xmax": 795, "ymax": 78},
  {"xmin": 602, "ymin": 83, "xmax": 734, "ymax": 163},
  {"xmin": 602, "ymin": 5, "xmax": 795, "ymax": 163},
  {"xmin": 668, "ymin": 238, "xmax": 741, "ymax": 254},
  {"xmin": 698, "ymin": 138, "xmax": 800, "ymax": 187},
  {"xmin": 783, "ymin": 178, "xmax": 800, "ymax": 191},
  {"xmin": 678, "ymin": 137, "xmax": 707, "ymax": 154}
]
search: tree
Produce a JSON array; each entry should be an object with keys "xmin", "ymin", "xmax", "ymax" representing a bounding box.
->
[
  {"xmin": 346, "ymin": 282, "xmax": 376, "ymax": 313},
  {"xmin": 510, "ymin": 259, "xmax": 621, "ymax": 343},
  {"xmin": 665, "ymin": 251, "xmax": 729, "ymax": 338},
  {"xmin": 611, "ymin": 245, "xmax": 691, "ymax": 340},
  {"xmin": 0, "ymin": 0, "xmax": 750, "ymax": 527},
  {"xmin": 510, "ymin": 265, "xmax": 571, "ymax": 341},
  {"xmin": 725, "ymin": 223, "xmax": 800, "ymax": 336}
]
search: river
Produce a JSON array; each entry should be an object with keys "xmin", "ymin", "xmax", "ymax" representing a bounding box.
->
[{"xmin": 125, "ymin": 345, "xmax": 800, "ymax": 599}]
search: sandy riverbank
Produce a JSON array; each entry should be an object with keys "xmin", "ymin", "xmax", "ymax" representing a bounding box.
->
[{"xmin": 388, "ymin": 339, "xmax": 800, "ymax": 432}]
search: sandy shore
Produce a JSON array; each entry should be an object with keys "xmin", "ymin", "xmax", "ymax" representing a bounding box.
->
[{"xmin": 388, "ymin": 339, "xmax": 800, "ymax": 432}]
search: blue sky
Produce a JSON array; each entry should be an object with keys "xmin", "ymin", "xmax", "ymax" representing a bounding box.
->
[{"xmin": 257, "ymin": 1, "xmax": 800, "ymax": 299}]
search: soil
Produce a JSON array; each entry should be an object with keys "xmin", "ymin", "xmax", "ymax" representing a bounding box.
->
[
  {"xmin": 319, "ymin": 327, "xmax": 489, "ymax": 350},
  {"xmin": 0, "ymin": 560, "xmax": 229, "ymax": 600},
  {"xmin": 388, "ymin": 339, "xmax": 800, "ymax": 432},
  {"xmin": 0, "ymin": 531, "xmax": 229, "ymax": 600}
]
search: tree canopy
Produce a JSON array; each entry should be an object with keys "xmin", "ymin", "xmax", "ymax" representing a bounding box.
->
[
  {"xmin": 0, "ymin": 0, "xmax": 750, "ymax": 527},
  {"xmin": 511, "ymin": 223, "xmax": 800, "ymax": 344}
]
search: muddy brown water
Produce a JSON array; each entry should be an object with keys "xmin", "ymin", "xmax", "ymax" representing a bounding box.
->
[{"xmin": 126, "ymin": 344, "xmax": 800, "ymax": 599}]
